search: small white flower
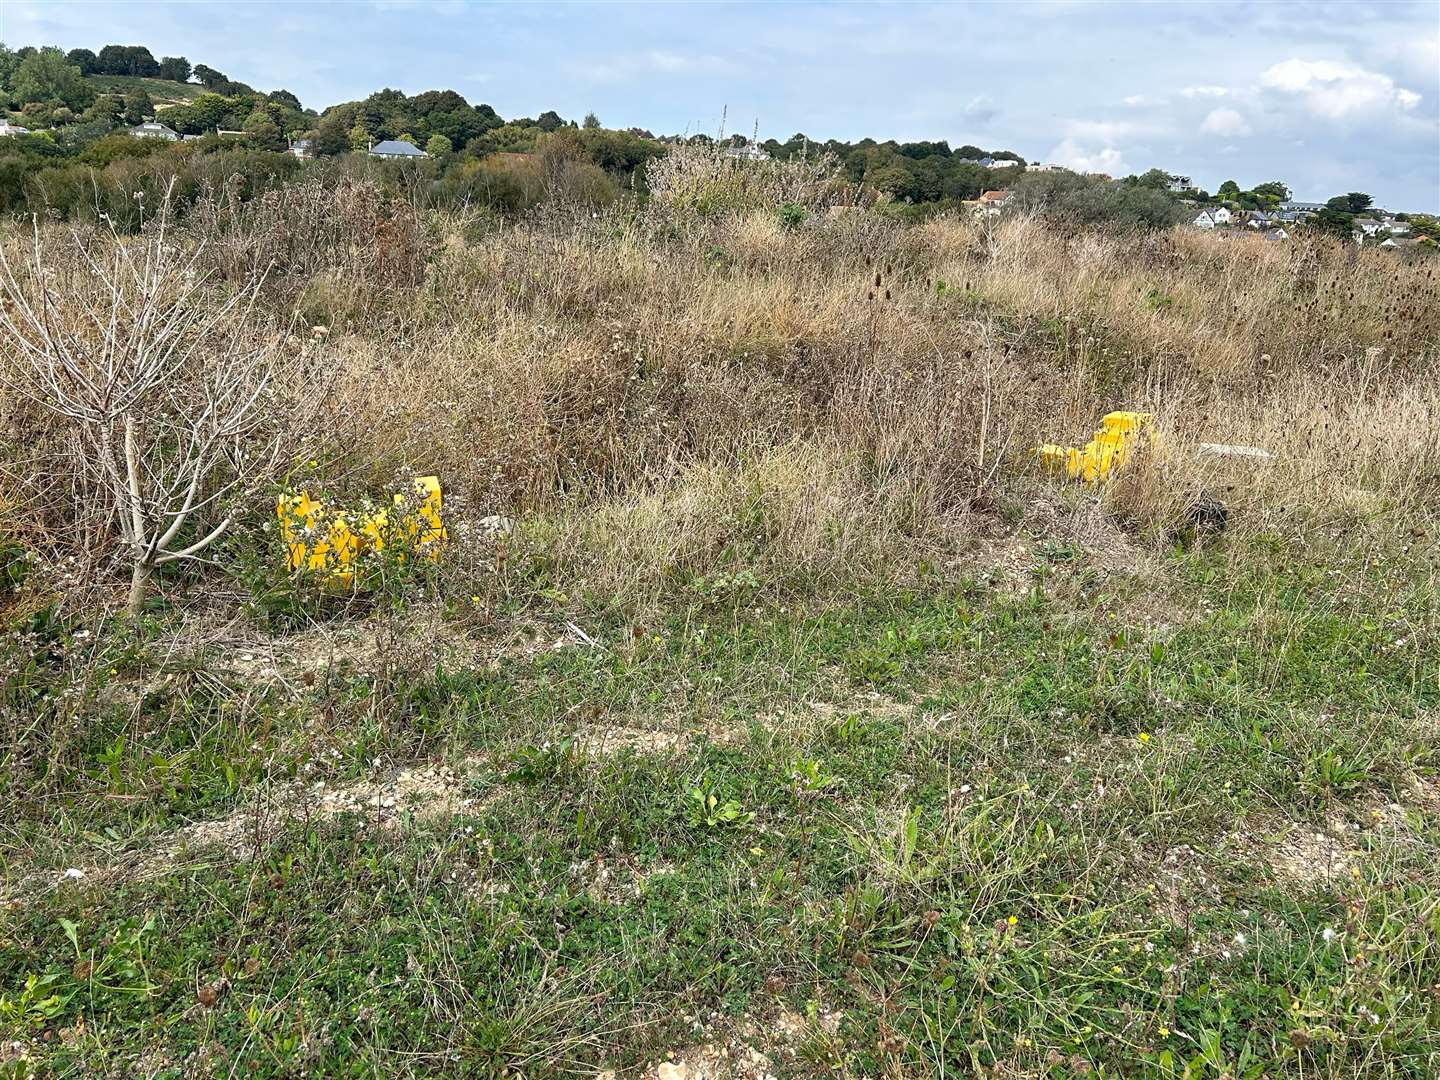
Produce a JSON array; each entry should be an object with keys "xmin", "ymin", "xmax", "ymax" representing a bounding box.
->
[
  {"xmin": 62, "ymin": 868, "xmax": 85, "ymax": 881},
  {"xmin": 1233, "ymin": 932, "xmax": 1247, "ymax": 947},
  {"xmin": 1322, "ymin": 927, "xmax": 1337, "ymax": 943}
]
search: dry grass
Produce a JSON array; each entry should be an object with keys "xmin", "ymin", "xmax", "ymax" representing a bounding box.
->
[{"xmin": 1, "ymin": 178, "xmax": 1437, "ymax": 610}]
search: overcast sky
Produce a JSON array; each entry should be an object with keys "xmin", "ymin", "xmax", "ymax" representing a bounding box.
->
[{"xmin": 6, "ymin": 0, "xmax": 1438, "ymax": 209}]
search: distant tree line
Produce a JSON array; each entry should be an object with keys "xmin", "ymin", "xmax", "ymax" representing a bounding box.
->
[
  {"xmin": 0, "ymin": 39, "xmax": 1429, "ymax": 240},
  {"xmin": 64, "ymin": 44, "xmax": 191, "ymax": 82}
]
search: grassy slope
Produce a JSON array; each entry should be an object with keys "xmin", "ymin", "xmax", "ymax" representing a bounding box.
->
[
  {"xmin": 84, "ymin": 74, "xmax": 204, "ymax": 106},
  {"xmin": 1, "ymin": 527, "xmax": 1436, "ymax": 1077}
]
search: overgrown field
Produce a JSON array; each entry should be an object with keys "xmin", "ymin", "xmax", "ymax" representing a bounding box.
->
[{"xmin": 1, "ymin": 164, "xmax": 1438, "ymax": 1078}]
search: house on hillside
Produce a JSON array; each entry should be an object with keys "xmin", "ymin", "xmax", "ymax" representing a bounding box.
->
[
  {"xmin": 288, "ymin": 139, "xmax": 315, "ymax": 160},
  {"xmin": 1265, "ymin": 228, "xmax": 1289, "ymax": 241},
  {"xmin": 0, "ymin": 121, "xmax": 30, "ymax": 137},
  {"xmin": 725, "ymin": 141, "xmax": 770, "ymax": 162},
  {"xmin": 1246, "ymin": 211, "xmax": 1272, "ymax": 227},
  {"xmin": 1167, "ymin": 174, "xmax": 1194, "ymax": 193},
  {"xmin": 1383, "ymin": 218, "xmax": 1411, "ymax": 235},
  {"xmin": 130, "ymin": 121, "xmax": 180, "ymax": 141},
  {"xmin": 1212, "ymin": 206, "xmax": 1232, "ymax": 225},
  {"xmin": 1279, "ymin": 200, "xmax": 1324, "ymax": 217},
  {"xmin": 1355, "ymin": 219, "xmax": 1384, "ymax": 237},
  {"xmin": 1193, "ymin": 210, "xmax": 1217, "ymax": 229},
  {"xmin": 977, "ymin": 189, "xmax": 1011, "ymax": 206},
  {"xmin": 369, "ymin": 139, "xmax": 427, "ymax": 159},
  {"xmin": 1026, "ymin": 162, "xmax": 1064, "ymax": 172}
]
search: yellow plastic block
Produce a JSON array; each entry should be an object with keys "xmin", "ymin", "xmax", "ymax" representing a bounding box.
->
[
  {"xmin": 1036, "ymin": 412, "xmax": 1153, "ymax": 484},
  {"xmin": 277, "ymin": 476, "xmax": 445, "ymax": 584}
]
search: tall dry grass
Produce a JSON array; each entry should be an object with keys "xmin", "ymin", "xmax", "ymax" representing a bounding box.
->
[{"xmin": 2, "ymin": 175, "xmax": 1437, "ymax": 609}]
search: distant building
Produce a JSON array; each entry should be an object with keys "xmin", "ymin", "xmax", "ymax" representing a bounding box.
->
[
  {"xmin": 1279, "ymin": 200, "xmax": 1324, "ymax": 216},
  {"xmin": 215, "ymin": 128, "xmax": 248, "ymax": 138},
  {"xmin": 1265, "ymin": 228, "xmax": 1289, "ymax": 241},
  {"xmin": 1212, "ymin": 206, "xmax": 1232, "ymax": 225},
  {"xmin": 1026, "ymin": 162, "xmax": 1065, "ymax": 172},
  {"xmin": 989, "ymin": 158, "xmax": 1022, "ymax": 168},
  {"xmin": 0, "ymin": 121, "xmax": 30, "ymax": 137},
  {"xmin": 725, "ymin": 141, "xmax": 769, "ymax": 162},
  {"xmin": 130, "ymin": 122, "xmax": 180, "ymax": 141},
  {"xmin": 1167, "ymin": 174, "xmax": 1195, "ymax": 193},
  {"xmin": 369, "ymin": 139, "xmax": 427, "ymax": 159},
  {"xmin": 288, "ymin": 138, "xmax": 315, "ymax": 160},
  {"xmin": 977, "ymin": 189, "xmax": 1011, "ymax": 206},
  {"xmin": 1193, "ymin": 210, "xmax": 1218, "ymax": 229}
]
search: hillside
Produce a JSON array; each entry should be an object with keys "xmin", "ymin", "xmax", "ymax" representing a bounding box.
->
[{"xmin": 84, "ymin": 73, "xmax": 204, "ymax": 105}]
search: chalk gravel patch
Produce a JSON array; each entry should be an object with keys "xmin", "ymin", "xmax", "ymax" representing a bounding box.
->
[{"xmin": 4, "ymin": 757, "xmax": 493, "ymax": 905}]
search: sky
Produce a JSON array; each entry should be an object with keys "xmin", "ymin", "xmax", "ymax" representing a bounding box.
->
[{"xmin": 4, "ymin": 0, "xmax": 1438, "ymax": 210}]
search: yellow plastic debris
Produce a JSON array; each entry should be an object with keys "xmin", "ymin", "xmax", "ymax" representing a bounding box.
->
[
  {"xmin": 277, "ymin": 476, "xmax": 445, "ymax": 584},
  {"xmin": 1037, "ymin": 411, "xmax": 1153, "ymax": 484}
]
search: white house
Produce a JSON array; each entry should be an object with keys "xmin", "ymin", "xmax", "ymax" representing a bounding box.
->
[
  {"xmin": 1212, "ymin": 206, "xmax": 1232, "ymax": 225},
  {"xmin": 130, "ymin": 122, "xmax": 180, "ymax": 141},
  {"xmin": 288, "ymin": 138, "xmax": 315, "ymax": 160},
  {"xmin": 724, "ymin": 142, "xmax": 769, "ymax": 162},
  {"xmin": 1193, "ymin": 210, "xmax": 1218, "ymax": 229},
  {"xmin": 0, "ymin": 121, "xmax": 30, "ymax": 137},
  {"xmin": 369, "ymin": 139, "xmax": 427, "ymax": 159},
  {"xmin": 1383, "ymin": 218, "xmax": 1411, "ymax": 235},
  {"xmin": 1168, "ymin": 174, "xmax": 1195, "ymax": 193},
  {"xmin": 1356, "ymin": 219, "xmax": 1384, "ymax": 236},
  {"xmin": 1026, "ymin": 162, "xmax": 1064, "ymax": 172}
]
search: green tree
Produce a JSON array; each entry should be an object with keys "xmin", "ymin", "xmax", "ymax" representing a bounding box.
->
[
  {"xmin": 536, "ymin": 110, "xmax": 565, "ymax": 132},
  {"xmin": 1343, "ymin": 191, "xmax": 1372, "ymax": 213},
  {"xmin": 1218, "ymin": 179, "xmax": 1241, "ymax": 198},
  {"xmin": 1251, "ymin": 180, "xmax": 1289, "ymax": 200},
  {"xmin": 347, "ymin": 124, "xmax": 372, "ymax": 152},
  {"xmin": 582, "ymin": 111, "xmax": 600, "ymax": 130},
  {"xmin": 243, "ymin": 109, "xmax": 285, "ymax": 151},
  {"xmin": 65, "ymin": 47, "xmax": 99, "ymax": 74},
  {"xmin": 192, "ymin": 64, "xmax": 227, "ymax": 89},
  {"xmin": 1132, "ymin": 168, "xmax": 1172, "ymax": 191},
  {"xmin": 95, "ymin": 44, "xmax": 159, "ymax": 77},
  {"xmin": 1316, "ymin": 204, "xmax": 1356, "ymax": 238},
  {"xmin": 157, "ymin": 55, "xmax": 191, "ymax": 82},
  {"xmin": 425, "ymin": 132, "xmax": 453, "ymax": 157},
  {"xmin": 11, "ymin": 47, "xmax": 93, "ymax": 110},
  {"xmin": 121, "ymin": 87, "xmax": 152, "ymax": 125}
]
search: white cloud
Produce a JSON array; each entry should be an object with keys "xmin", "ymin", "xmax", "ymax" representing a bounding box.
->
[
  {"xmin": 1180, "ymin": 85, "xmax": 1231, "ymax": 99},
  {"xmin": 576, "ymin": 50, "xmax": 735, "ymax": 83},
  {"xmin": 1259, "ymin": 59, "xmax": 1421, "ymax": 119},
  {"xmin": 962, "ymin": 94, "xmax": 999, "ymax": 125},
  {"xmin": 1200, "ymin": 107, "xmax": 1251, "ymax": 137},
  {"xmin": 1047, "ymin": 137, "xmax": 1128, "ymax": 175},
  {"xmin": 1065, "ymin": 118, "xmax": 1156, "ymax": 141},
  {"xmin": 1122, "ymin": 94, "xmax": 1157, "ymax": 107}
]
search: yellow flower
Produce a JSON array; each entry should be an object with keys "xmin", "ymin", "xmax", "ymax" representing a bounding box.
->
[
  {"xmin": 1007, "ymin": 915, "xmax": 1018, "ymax": 926},
  {"xmin": 1138, "ymin": 732, "xmax": 1151, "ymax": 743},
  {"xmin": 1112, "ymin": 965, "xmax": 1122, "ymax": 974},
  {"xmin": 1159, "ymin": 1026, "xmax": 1170, "ymax": 1037}
]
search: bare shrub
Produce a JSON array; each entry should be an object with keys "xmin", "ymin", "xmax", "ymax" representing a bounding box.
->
[
  {"xmin": 644, "ymin": 141, "xmax": 859, "ymax": 219},
  {"xmin": 0, "ymin": 198, "xmax": 317, "ymax": 615}
]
